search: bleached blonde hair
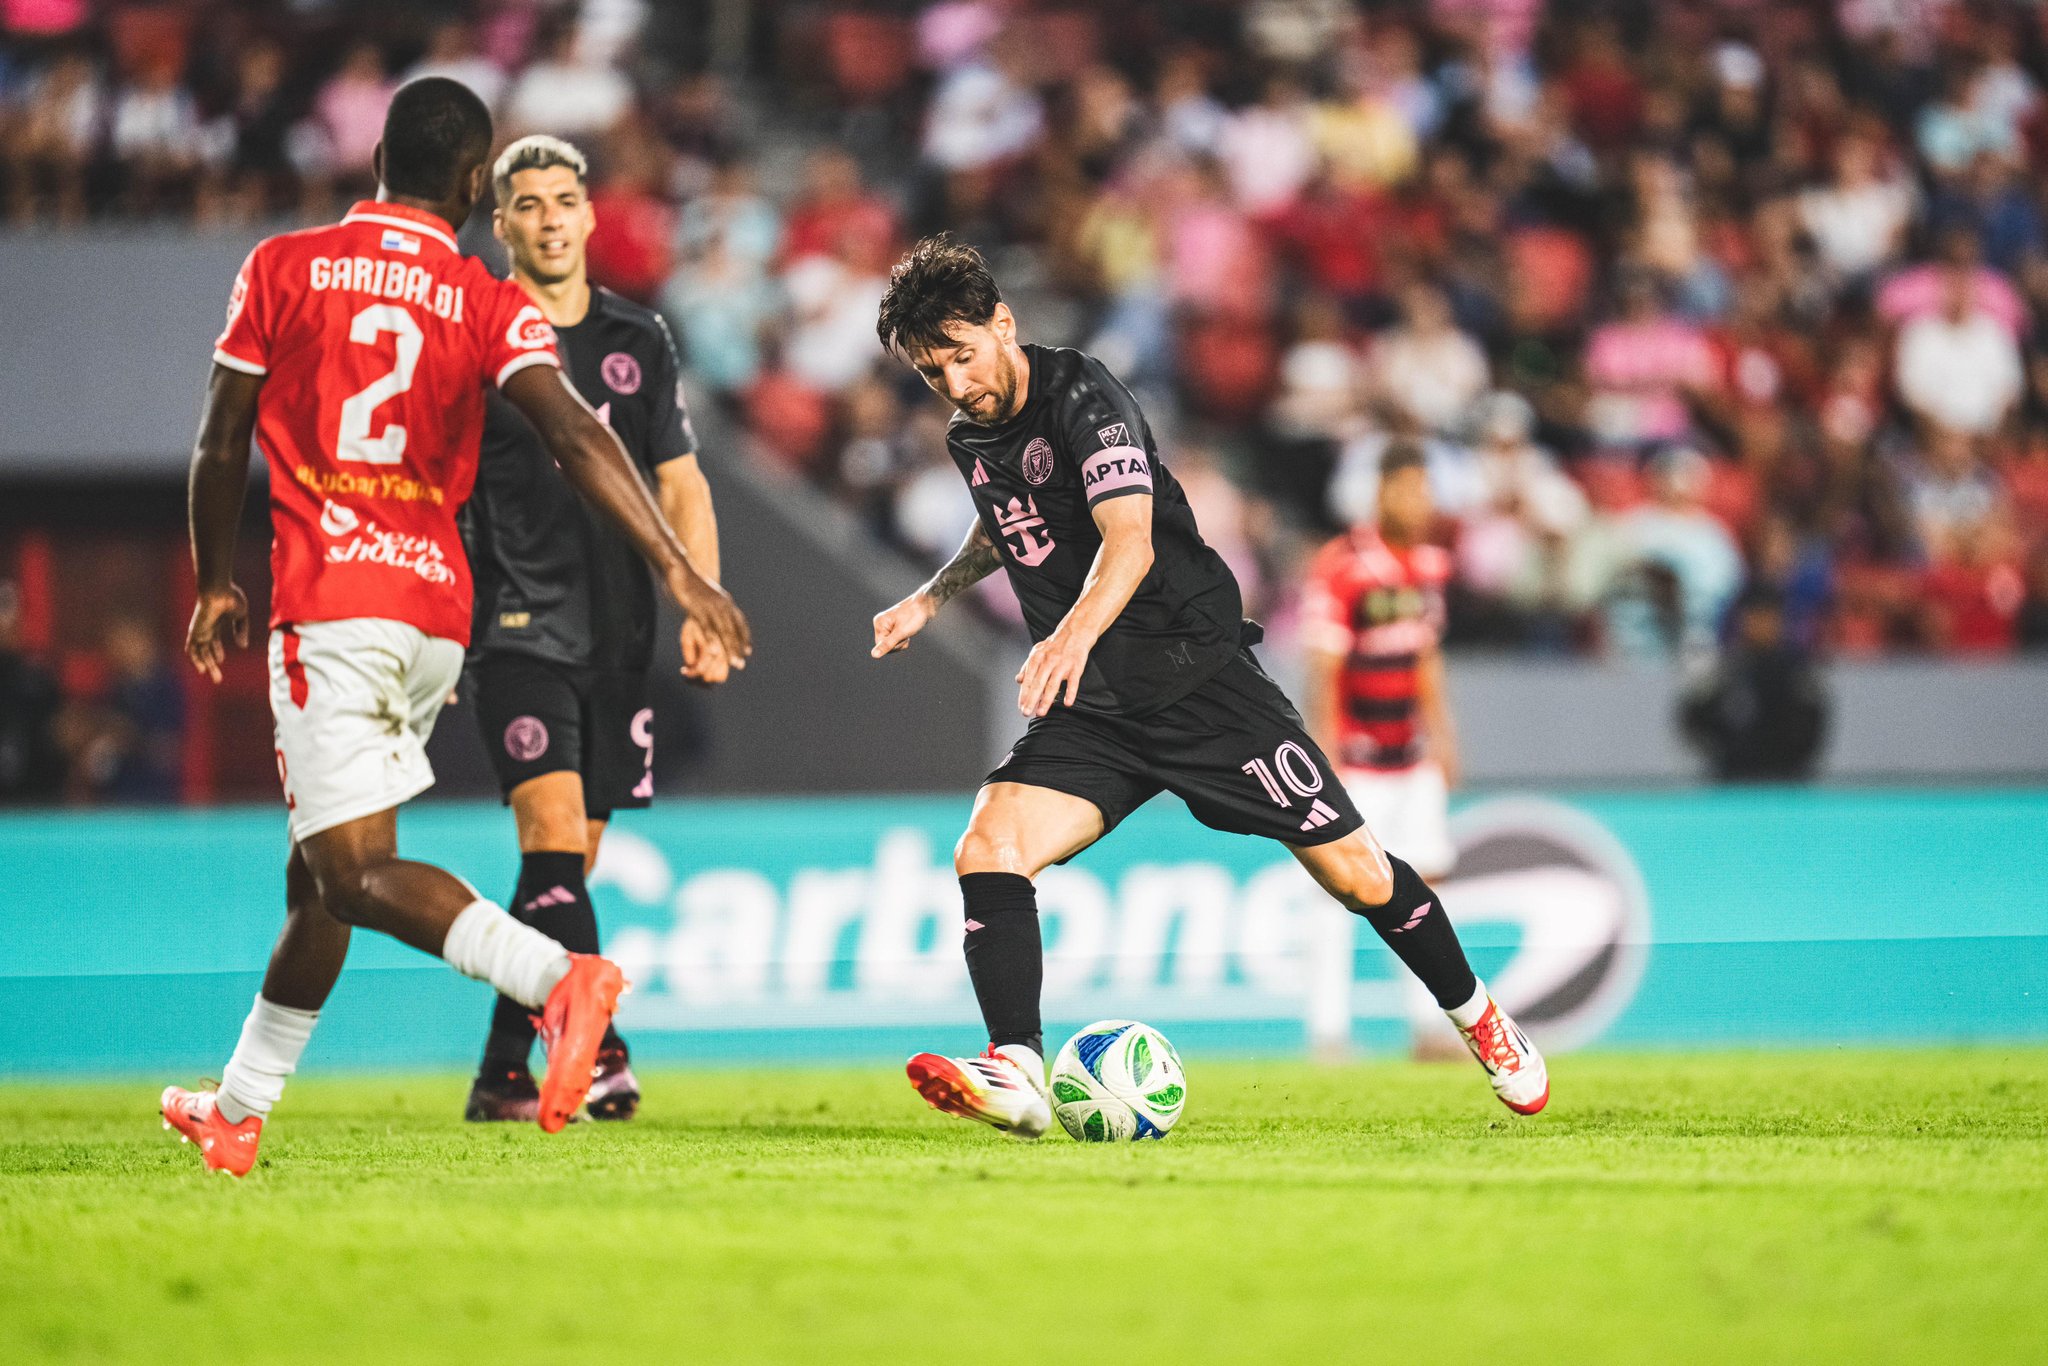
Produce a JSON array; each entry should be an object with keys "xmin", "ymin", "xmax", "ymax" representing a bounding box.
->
[{"xmin": 492, "ymin": 134, "xmax": 588, "ymax": 204}]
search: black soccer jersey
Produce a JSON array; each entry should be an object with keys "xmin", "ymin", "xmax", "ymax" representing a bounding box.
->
[
  {"xmin": 948, "ymin": 344, "xmax": 1245, "ymax": 717},
  {"xmin": 464, "ymin": 286, "xmax": 698, "ymax": 671}
]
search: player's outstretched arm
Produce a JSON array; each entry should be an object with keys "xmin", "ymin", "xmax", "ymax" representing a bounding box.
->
[
  {"xmin": 871, "ymin": 520, "xmax": 998, "ymax": 658},
  {"xmin": 185, "ymin": 363, "xmax": 263, "ymax": 683},
  {"xmin": 658, "ymin": 455, "xmax": 731, "ymax": 684},
  {"xmin": 503, "ymin": 366, "xmax": 750, "ymax": 671},
  {"xmin": 1017, "ymin": 494, "xmax": 1155, "ymax": 717}
]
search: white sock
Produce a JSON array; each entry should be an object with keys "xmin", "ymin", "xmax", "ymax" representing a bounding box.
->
[
  {"xmin": 441, "ymin": 899, "xmax": 572, "ymax": 1009},
  {"xmin": 1445, "ymin": 979, "xmax": 1491, "ymax": 1030},
  {"xmin": 217, "ymin": 994, "xmax": 319, "ymax": 1125}
]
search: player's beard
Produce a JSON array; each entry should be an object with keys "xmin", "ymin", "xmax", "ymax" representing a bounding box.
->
[{"xmin": 956, "ymin": 350, "xmax": 1020, "ymax": 426}]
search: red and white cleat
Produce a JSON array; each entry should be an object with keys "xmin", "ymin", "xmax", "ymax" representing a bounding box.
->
[
  {"xmin": 533, "ymin": 954, "xmax": 627, "ymax": 1134},
  {"xmin": 159, "ymin": 1085, "xmax": 263, "ymax": 1177},
  {"xmin": 1456, "ymin": 998, "xmax": 1550, "ymax": 1115},
  {"xmin": 906, "ymin": 1045, "xmax": 1050, "ymax": 1139}
]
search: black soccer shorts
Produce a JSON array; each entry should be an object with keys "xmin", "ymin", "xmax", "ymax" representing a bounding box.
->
[
  {"xmin": 470, "ymin": 654, "xmax": 654, "ymax": 816},
  {"xmin": 985, "ymin": 648, "xmax": 1365, "ymax": 848}
]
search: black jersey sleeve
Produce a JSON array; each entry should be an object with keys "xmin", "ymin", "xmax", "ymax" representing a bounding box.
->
[
  {"xmin": 646, "ymin": 314, "xmax": 699, "ymax": 469},
  {"xmin": 1059, "ymin": 360, "xmax": 1155, "ymax": 508}
]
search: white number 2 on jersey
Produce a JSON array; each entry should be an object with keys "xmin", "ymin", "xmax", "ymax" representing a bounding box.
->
[{"xmin": 336, "ymin": 303, "xmax": 423, "ymax": 465}]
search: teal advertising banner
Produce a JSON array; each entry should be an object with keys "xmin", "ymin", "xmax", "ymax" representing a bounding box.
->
[{"xmin": 1, "ymin": 789, "xmax": 2042, "ymax": 1075}]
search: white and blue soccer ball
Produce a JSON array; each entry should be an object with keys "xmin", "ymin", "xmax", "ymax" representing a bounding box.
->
[{"xmin": 1049, "ymin": 1020, "xmax": 1186, "ymax": 1141}]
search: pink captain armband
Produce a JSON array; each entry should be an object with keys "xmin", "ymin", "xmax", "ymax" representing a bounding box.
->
[{"xmin": 1081, "ymin": 445, "xmax": 1154, "ymax": 501}]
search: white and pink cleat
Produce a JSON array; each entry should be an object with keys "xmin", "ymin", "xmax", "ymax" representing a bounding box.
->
[{"xmin": 905, "ymin": 1044, "xmax": 1051, "ymax": 1139}]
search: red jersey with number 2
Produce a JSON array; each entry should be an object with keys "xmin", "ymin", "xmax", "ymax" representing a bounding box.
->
[
  {"xmin": 212, "ymin": 200, "xmax": 561, "ymax": 645},
  {"xmin": 1301, "ymin": 529, "xmax": 1450, "ymax": 771}
]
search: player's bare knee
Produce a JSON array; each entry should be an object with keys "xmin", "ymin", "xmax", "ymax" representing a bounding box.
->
[
  {"xmin": 301, "ymin": 851, "xmax": 378, "ymax": 927},
  {"xmin": 954, "ymin": 826, "xmax": 1028, "ymax": 877},
  {"xmin": 1319, "ymin": 836, "xmax": 1393, "ymax": 909},
  {"xmin": 519, "ymin": 816, "xmax": 588, "ymax": 857},
  {"xmin": 1347, "ymin": 860, "xmax": 1395, "ymax": 908},
  {"xmin": 325, "ymin": 865, "xmax": 389, "ymax": 927},
  {"xmin": 511, "ymin": 783, "xmax": 589, "ymax": 856}
]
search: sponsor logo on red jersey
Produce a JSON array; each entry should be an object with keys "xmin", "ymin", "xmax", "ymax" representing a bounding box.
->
[
  {"xmin": 1304, "ymin": 530, "xmax": 1449, "ymax": 770},
  {"xmin": 212, "ymin": 202, "xmax": 561, "ymax": 645}
]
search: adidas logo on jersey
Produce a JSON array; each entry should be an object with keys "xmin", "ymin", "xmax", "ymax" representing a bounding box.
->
[
  {"xmin": 1298, "ymin": 799, "xmax": 1341, "ymax": 832},
  {"xmin": 971, "ymin": 459, "xmax": 990, "ymax": 486}
]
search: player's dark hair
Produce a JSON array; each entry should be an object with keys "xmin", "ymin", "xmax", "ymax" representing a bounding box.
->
[
  {"xmin": 876, "ymin": 234, "xmax": 1004, "ymax": 356},
  {"xmin": 1380, "ymin": 440, "xmax": 1428, "ymax": 477},
  {"xmin": 379, "ymin": 77, "xmax": 494, "ymax": 201}
]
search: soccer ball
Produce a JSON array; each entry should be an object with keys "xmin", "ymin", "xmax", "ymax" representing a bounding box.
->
[{"xmin": 1049, "ymin": 1020, "xmax": 1186, "ymax": 1141}]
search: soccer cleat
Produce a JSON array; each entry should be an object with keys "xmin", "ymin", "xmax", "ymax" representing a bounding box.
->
[
  {"xmin": 905, "ymin": 1044, "xmax": 1051, "ymax": 1139},
  {"xmin": 1456, "ymin": 998, "xmax": 1550, "ymax": 1115},
  {"xmin": 464, "ymin": 1067, "xmax": 541, "ymax": 1123},
  {"xmin": 532, "ymin": 954, "xmax": 627, "ymax": 1134},
  {"xmin": 585, "ymin": 1045, "xmax": 640, "ymax": 1121},
  {"xmin": 159, "ymin": 1085, "xmax": 263, "ymax": 1177}
]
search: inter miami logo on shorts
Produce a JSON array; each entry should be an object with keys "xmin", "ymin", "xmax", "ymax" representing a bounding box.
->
[{"xmin": 504, "ymin": 715, "xmax": 550, "ymax": 763}]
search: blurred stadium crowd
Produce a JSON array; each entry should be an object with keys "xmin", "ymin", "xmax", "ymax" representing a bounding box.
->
[{"xmin": 10, "ymin": 0, "xmax": 2048, "ymax": 800}]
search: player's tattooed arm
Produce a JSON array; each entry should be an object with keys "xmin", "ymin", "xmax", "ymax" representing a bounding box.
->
[
  {"xmin": 923, "ymin": 520, "xmax": 1000, "ymax": 607},
  {"xmin": 184, "ymin": 364, "xmax": 263, "ymax": 683},
  {"xmin": 871, "ymin": 521, "xmax": 995, "ymax": 658}
]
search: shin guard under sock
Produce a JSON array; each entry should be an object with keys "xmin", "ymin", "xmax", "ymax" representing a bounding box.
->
[
  {"xmin": 482, "ymin": 851, "xmax": 611, "ymax": 1071},
  {"xmin": 959, "ymin": 872, "xmax": 1043, "ymax": 1059},
  {"xmin": 1353, "ymin": 854, "xmax": 1479, "ymax": 1010}
]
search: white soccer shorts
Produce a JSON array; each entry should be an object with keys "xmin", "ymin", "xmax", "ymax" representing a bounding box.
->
[
  {"xmin": 268, "ymin": 617, "xmax": 464, "ymax": 842},
  {"xmin": 1340, "ymin": 760, "xmax": 1456, "ymax": 879}
]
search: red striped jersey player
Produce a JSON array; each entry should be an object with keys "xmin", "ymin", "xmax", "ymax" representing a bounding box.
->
[{"xmin": 1302, "ymin": 440, "xmax": 1461, "ymax": 881}]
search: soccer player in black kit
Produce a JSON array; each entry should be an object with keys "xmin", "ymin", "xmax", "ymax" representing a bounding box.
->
[
  {"xmin": 871, "ymin": 238, "xmax": 1548, "ymax": 1136},
  {"xmin": 460, "ymin": 135, "xmax": 733, "ymax": 1122}
]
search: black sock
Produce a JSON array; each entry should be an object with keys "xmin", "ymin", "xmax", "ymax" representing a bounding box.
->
[
  {"xmin": 1352, "ymin": 855, "xmax": 1479, "ymax": 1011},
  {"xmin": 960, "ymin": 872, "xmax": 1042, "ymax": 1058},
  {"xmin": 480, "ymin": 851, "xmax": 621, "ymax": 1073}
]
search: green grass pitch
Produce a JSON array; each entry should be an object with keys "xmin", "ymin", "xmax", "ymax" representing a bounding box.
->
[{"xmin": 3, "ymin": 1049, "xmax": 2044, "ymax": 1364}]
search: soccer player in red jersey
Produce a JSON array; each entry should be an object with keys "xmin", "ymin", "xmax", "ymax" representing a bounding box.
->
[
  {"xmin": 1301, "ymin": 440, "xmax": 1461, "ymax": 882},
  {"xmin": 159, "ymin": 79, "xmax": 750, "ymax": 1174}
]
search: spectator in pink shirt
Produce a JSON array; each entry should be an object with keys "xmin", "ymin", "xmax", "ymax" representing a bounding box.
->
[
  {"xmin": 1161, "ymin": 158, "xmax": 1269, "ymax": 320},
  {"xmin": 1584, "ymin": 272, "xmax": 1719, "ymax": 451},
  {"xmin": 1876, "ymin": 227, "xmax": 2027, "ymax": 341},
  {"xmin": 314, "ymin": 44, "xmax": 394, "ymax": 188}
]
